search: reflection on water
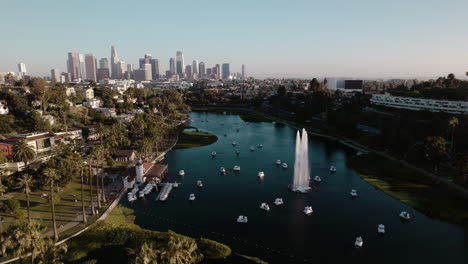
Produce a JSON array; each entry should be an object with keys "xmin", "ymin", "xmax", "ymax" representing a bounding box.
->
[{"xmin": 121, "ymin": 112, "xmax": 468, "ymax": 264}]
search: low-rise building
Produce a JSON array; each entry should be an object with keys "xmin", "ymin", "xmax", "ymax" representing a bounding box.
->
[
  {"xmin": 94, "ymin": 107, "xmax": 117, "ymax": 117},
  {"xmin": 114, "ymin": 150, "xmax": 137, "ymax": 162},
  {"xmin": 370, "ymin": 94, "xmax": 468, "ymax": 114},
  {"xmin": 76, "ymin": 87, "xmax": 94, "ymax": 99},
  {"xmin": 1, "ymin": 132, "xmax": 55, "ymax": 156},
  {"xmin": 83, "ymin": 98, "xmax": 101, "ymax": 109},
  {"xmin": 0, "ymin": 100, "xmax": 9, "ymax": 114},
  {"xmin": 123, "ymin": 160, "xmax": 168, "ymax": 188}
]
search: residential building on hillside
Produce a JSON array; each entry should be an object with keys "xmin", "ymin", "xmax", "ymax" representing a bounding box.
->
[{"xmin": 370, "ymin": 94, "xmax": 468, "ymax": 114}]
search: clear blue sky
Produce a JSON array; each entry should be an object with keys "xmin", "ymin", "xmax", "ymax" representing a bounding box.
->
[{"xmin": 1, "ymin": 0, "xmax": 468, "ymax": 79}]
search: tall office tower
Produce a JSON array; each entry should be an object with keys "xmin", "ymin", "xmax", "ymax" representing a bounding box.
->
[
  {"xmin": 212, "ymin": 67, "xmax": 217, "ymax": 78},
  {"xmin": 126, "ymin": 64, "xmax": 134, "ymax": 80},
  {"xmin": 99, "ymin": 58, "xmax": 109, "ymax": 69},
  {"xmin": 139, "ymin": 54, "xmax": 152, "ymax": 69},
  {"xmin": 133, "ymin": 69, "xmax": 146, "ymax": 81},
  {"xmin": 61, "ymin": 72, "xmax": 71, "ymax": 83},
  {"xmin": 199, "ymin": 62, "xmax": 206, "ymax": 78},
  {"xmin": 169, "ymin": 58, "xmax": 176, "ymax": 75},
  {"xmin": 143, "ymin": 63, "xmax": 152, "ymax": 81},
  {"xmin": 206, "ymin": 68, "xmax": 212, "ymax": 76},
  {"xmin": 165, "ymin": 70, "xmax": 170, "ymax": 78},
  {"xmin": 79, "ymin": 54, "xmax": 87, "ymax": 80},
  {"xmin": 97, "ymin": 68, "xmax": 110, "ymax": 81},
  {"xmin": 67, "ymin": 52, "xmax": 81, "ymax": 81},
  {"xmin": 242, "ymin": 64, "xmax": 245, "ymax": 78},
  {"xmin": 17, "ymin": 63, "xmax": 27, "ymax": 79},
  {"xmin": 215, "ymin": 64, "xmax": 221, "ymax": 80},
  {"xmin": 192, "ymin": 60, "xmax": 198, "ymax": 76},
  {"xmin": 50, "ymin": 68, "xmax": 60, "ymax": 81},
  {"xmin": 84, "ymin": 54, "xmax": 97, "ymax": 81},
  {"xmin": 222, "ymin": 63, "xmax": 230, "ymax": 79},
  {"xmin": 150, "ymin": 59, "xmax": 159, "ymax": 80},
  {"xmin": 176, "ymin": 51, "xmax": 184, "ymax": 78},
  {"xmin": 116, "ymin": 61, "xmax": 126, "ymax": 79},
  {"xmin": 111, "ymin": 46, "xmax": 118, "ymax": 79},
  {"xmin": 185, "ymin": 65, "xmax": 192, "ymax": 79}
]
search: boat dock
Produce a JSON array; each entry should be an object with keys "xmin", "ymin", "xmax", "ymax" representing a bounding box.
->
[{"xmin": 155, "ymin": 183, "xmax": 179, "ymax": 201}]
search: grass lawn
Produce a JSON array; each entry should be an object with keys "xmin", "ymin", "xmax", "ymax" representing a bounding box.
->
[
  {"xmin": 0, "ymin": 175, "xmax": 99, "ymax": 234},
  {"xmin": 347, "ymin": 153, "xmax": 468, "ymax": 227},
  {"xmin": 174, "ymin": 130, "xmax": 218, "ymax": 149}
]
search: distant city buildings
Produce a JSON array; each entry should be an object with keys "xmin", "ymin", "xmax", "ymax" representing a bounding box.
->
[
  {"xmin": 111, "ymin": 46, "xmax": 118, "ymax": 79},
  {"xmin": 67, "ymin": 52, "xmax": 81, "ymax": 81},
  {"xmin": 17, "ymin": 63, "xmax": 27, "ymax": 79},
  {"xmin": 176, "ymin": 51, "xmax": 184, "ymax": 78},
  {"xmin": 169, "ymin": 58, "xmax": 175, "ymax": 77},
  {"xmin": 99, "ymin": 58, "xmax": 109, "ymax": 69},
  {"xmin": 84, "ymin": 54, "xmax": 97, "ymax": 81},
  {"xmin": 150, "ymin": 59, "xmax": 159, "ymax": 80},
  {"xmin": 50, "ymin": 68, "xmax": 60, "ymax": 81},
  {"xmin": 199, "ymin": 62, "xmax": 206, "ymax": 78},
  {"xmin": 222, "ymin": 63, "xmax": 230, "ymax": 79},
  {"xmin": 16, "ymin": 45, "xmax": 240, "ymax": 83},
  {"xmin": 185, "ymin": 65, "xmax": 192, "ymax": 80}
]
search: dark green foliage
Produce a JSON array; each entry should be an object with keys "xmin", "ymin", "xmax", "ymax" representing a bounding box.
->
[
  {"xmin": 0, "ymin": 198, "xmax": 20, "ymax": 215},
  {"xmin": 197, "ymin": 238, "xmax": 231, "ymax": 259}
]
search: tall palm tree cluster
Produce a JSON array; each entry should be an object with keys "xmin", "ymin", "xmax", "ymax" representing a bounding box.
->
[
  {"xmin": 0, "ymin": 220, "xmax": 67, "ymax": 263},
  {"xmin": 132, "ymin": 234, "xmax": 203, "ymax": 264}
]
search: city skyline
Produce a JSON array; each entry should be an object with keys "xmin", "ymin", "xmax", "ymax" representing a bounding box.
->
[{"xmin": 1, "ymin": 0, "xmax": 468, "ymax": 79}]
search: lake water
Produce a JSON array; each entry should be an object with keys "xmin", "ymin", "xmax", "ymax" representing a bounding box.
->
[{"xmin": 121, "ymin": 112, "xmax": 468, "ymax": 264}]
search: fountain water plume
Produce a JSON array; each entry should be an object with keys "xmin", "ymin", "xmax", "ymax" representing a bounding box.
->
[{"xmin": 292, "ymin": 128, "xmax": 311, "ymax": 193}]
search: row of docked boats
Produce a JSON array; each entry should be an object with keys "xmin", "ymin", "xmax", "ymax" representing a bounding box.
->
[{"xmin": 127, "ymin": 182, "xmax": 157, "ymax": 201}]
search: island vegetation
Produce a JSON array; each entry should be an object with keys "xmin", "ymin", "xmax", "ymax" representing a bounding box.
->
[{"xmin": 174, "ymin": 126, "xmax": 218, "ymax": 149}]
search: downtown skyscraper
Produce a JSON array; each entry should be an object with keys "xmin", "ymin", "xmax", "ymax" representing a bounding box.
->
[
  {"xmin": 222, "ymin": 63, "xmax": 230, "ymax": 79},
  {"xmin": 176, "ymin": 51, "xmax": 184, "ymax": 78},
  {"xmin": 169, "ymin": 58, "xmax": 175, "ymax": 76},
  {"xmin": 84, "ymin": 54, "xmax": 97, "ymax": 81},
  {"xmin": 150, "ymin": 58, "xmax": 159, "ymax": 80},
  {"xmin": 199, "ymin": 62, "xmax": 206, "ymax": 78},
  {"xmin": 67, "ymin": 52, "xmax": 81, "ymax": 81},
  {"xmin": 111, "ymin": 46, "xmax": 118, "ymax": 79}
]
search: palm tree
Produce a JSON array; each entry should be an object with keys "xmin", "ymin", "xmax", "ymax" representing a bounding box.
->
[
  {"xmin": 43, "ymin": 168, "xmax": 60, "ymax": 241},
  {"xmin": 96, "ymin": 124, "xmax": 108, "ymax": 204},
  {"xmin": 88, "ymin": 160, "xmax": 95, "ymax": 215},
  {"xmin": 17, "ymin": 174, "xmax": 33, "ymax": 223},
  {"xmin": 1, "ymin": 220, "xmax": 45, "ymax": 263},
  {"xmin": 448, "ymin": 117, "xmax": 459, "ymax": 153},
  {"xmin": 12, "ymin": 140, "xmax": 36, "ymax": 168},
  {"xmin": 79, "ymin": 162, "xmax": 87, "ymax": 223},
  {"xmin": 0, "ymin": 184, "xmax": 6, "ymax": 197},
  {"xmin": 35, "ymin": 238, "xmax": 67, "ymax": 264}
]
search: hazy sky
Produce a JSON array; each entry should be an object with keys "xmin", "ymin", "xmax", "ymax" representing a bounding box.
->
[{"xmin": 1, "ymin": 0, "xmax": 468, "ymax": 79}]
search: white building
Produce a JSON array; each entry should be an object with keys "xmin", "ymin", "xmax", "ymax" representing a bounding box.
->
[
  {"xmin": 18, "ymin": 63, "xmax": 27, "ymax": 79},
  {"xmin": 65, "ymin": 87, "xmax": 76, "ymax": 97},
  {"xmin": 83, "ymin": 98, "xmax": 101, "ymax": 109},
  {"xmin": 0, "ymin": 100, "xmax": 9, "ymax": 115},
  {"xmin": 370, "ymin": 95, "xmax": 468, "ymax": 114},
  {"xmin": 94, "ymin": 107, "xmax": 117, "ymax": 117},
  {"xmin": 76, "ymin": 87, "xmax": 94, "ymax": 99}
]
